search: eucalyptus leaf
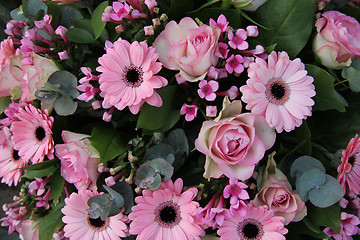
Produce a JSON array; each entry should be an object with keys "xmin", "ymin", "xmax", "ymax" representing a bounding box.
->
[
  {"xmin": 166, "ymin": 128, "xmax": 189, "ymax": 171},
  {"xmin": 91, "ymin": 1, "xmax": 108, "ymax": 39},
  {"xmin": 254, "ymin": 0, "xmax": 315, "ymax": 58},
  {"xmin": 91, "ymin": 126, "xmax": 127, "ymax": 163},
  {"xmin": 103, "ymin": 185, "xmax": 124, "ymax": 209},
  {"xmin": 299, "ymin": 168, "xmax": 326, "ymax": 201},
  {"xmin": 27, "ymin": 0, "xmax": 47, "ymax": 20},
  {"xmin": 290, "ymin": 156, "xmax": 326, "ymax": 179},
  {"xmin": 39, "ymin": 202, "xmax": 65, "ymax": 240},
  {"xmin": 142, "ymin": 158, "xmax": 174, "ymax": 182},
  {"xmin": 308, "ymin": 174, "xmax": 345, "ymax": 208},
  {"xmin": 111, "ymin": 181, "xmax": 134, "ymax": 214},
  {"xmin": 144, "ymin": 144, "xmax": 175, "ymax": 164},
  {"xmin": 135, "ymin": 165, "xmax": 161, "ymax": 190},
  {"xmin": 36, "ymin": 90, "xmax": 58, "ymax": 105},
  {"xmin": 47, "ymin": 70, "xmax": 79, "ymax": 98},
  {"xmin": 59, "ymin": 6, "xmax": 83, "ymax": 28},
  {"xmin": 305, "ymin": 64, "xmax": 346, "ymax": 112},
  {"xmin": 10, "ymin": 8, "xmax": 26, "ymax": 21},
  {"xmin": 54, "ymin": 95, "xmax": 78, "ymax": 116}
]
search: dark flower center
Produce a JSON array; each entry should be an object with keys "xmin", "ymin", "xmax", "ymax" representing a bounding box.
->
[
  {"xmin": 349, "ymin": 155, "xmax": 356, "ymax": 165},
  {"xmin": 271, "ymin": 82, "xmax": 286, "ymax": 100},
  {"xmin": 160, "ymin": 206, "xmax": 177, "ymax": 224},
  {"xmin": 243, "ymin": 223, "xmax": 260, "ymax": 239},
  {"xmin": 238, "ymin": 218, "xmax": 263, "ymax": 240},
  {"xmin": 88, "ymin": 217, "xmax": 106, "ymax": 229},
  {"xmin": 265, "ymin": 79, "xmax": 289, "ymax": 105},
  {"xmin": 35, "ymin": 126, "xmax": 46, "ymax": 142},
  {"xmin": 155, "ymin": 201, "xmax": 181, "ymax": 228},
  {"xmin": 12, "ymin": 149, "xmax": 20, "ymax": 161},
  {"xmin": 124, "ymin": 65, "xmax": 143, "ymax": 87}
]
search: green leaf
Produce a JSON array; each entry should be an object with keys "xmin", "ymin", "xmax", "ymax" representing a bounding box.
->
[
  {"xmin": 167, "ymin": 0, "xmax": 194, "ymax": 20},
  {"xmin": 308, "ymin": 203, "xmax": 341, "ymax": 234},
  {"xmin": 189, "ymin": 8, "xmax": 242, "ymax": 29},
  {"xmin": 23, "ymin": 165, "xmax": 58, "ymax": 179},
  {"xmin": 0, "ymin": 96, "xmax": 11, "ymax": 114},
  {"xmin": 91, "ymin": 1, "xmax": 108, "ymax": 39},
  {"xmin": 39, "ymin": 202, "xmax": 65, "ymax": 240},
  {"xmin": 305, "ymin": 64, "xmax": 346, "ymax": 112},
  {"xmin": 66, "ymin": 27, "xmax": 96, "ymax": 44},
  {"xmin": 342, "ymin": 64, "xmax": 360, "ymax": 92},
  {"xmin": 21, "ymin": 159, "xmax": 59, "ymax": 170},
  {"xmin": 254, "ymin": 0, "xmax": 315, "ymax": 58},
  {"xmin": 22, "ymin": 0, "xmax": 28, "ymax": 18},
  {"xmin": 59, "ymin": 6, "xmax": 83, "ymax": 28},
  {"xmin": 50, "ymin": 169, "xmax": 65, "ymax": 203},
  {"xmin": 308, "ymin": 174, "xmax": 344, "ymax": 208},
  {"xmin": 137, "ymin": 85, "xmax": 180, "ymax": 131},
  {"xmin": 295, "ymin": 120, "xmax": 312, "ymax": 156},
  {"xmin": 91, "ymin": 126, "xmax": 127, "ymax": 163}
]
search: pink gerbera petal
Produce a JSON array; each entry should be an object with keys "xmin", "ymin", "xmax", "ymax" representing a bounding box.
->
[
  {"xmin": 97, "ymin": 39, "xmax": 168, "ymax": 115},
  {"xmin": 240, "ymin": 51, "xmax": 316, "ymax": 133}
]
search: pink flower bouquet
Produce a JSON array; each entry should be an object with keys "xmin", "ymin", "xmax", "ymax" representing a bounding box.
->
[{"xmin": 0, "ymin": 0, "xmax": 360, "ymax": 239}]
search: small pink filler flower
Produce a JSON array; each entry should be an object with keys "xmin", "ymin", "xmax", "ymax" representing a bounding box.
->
[
  {"xmin": 97, "ymin": 39, "xmax": 168, "ymax": 114},
  {"xmin": 128, "ymin": 178, "xmax": 205, "ymax": 239},
  {"xmin": 62, "ymin": 190, "xmax": 129, "ymax": 240},
  {"xmin": 240, "ymin": 51, "xmax": 316, "ymax": 133}
]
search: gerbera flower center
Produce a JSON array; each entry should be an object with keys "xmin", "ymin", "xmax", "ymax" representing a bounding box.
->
[
  {"xmin": 12, "ymin": 149, "xmax": 20, "ymax": 161},
  {"xmin": 265, "ymin": 79, "xmax": 290, "ymax": 105},
  {"xmin": 349, "ymin": 155, "xmax": 356, "ymax": 165},
  {"xmin": 155, "ymin": 201, "xmax": 181, "ymax": 228},
  {"xmin": 124, "ymin": 65, "xmax": 143, "ymax": 87},
  {"xmin": 35, "ymin": 126, "xmax": 46, "ymax": 142},
  {"xmin": 237, "ymin": 218, "xmax": 264, "ymax": 240},
  {"xmin": 87, "ymin": 216, "xmax": 109, "ymax": 231}
]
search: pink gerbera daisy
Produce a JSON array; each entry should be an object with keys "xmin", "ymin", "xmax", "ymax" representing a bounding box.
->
[
  {"xmin": 128, "ymin": 178, "xmax": 205, "ymax": 239},
  {"xmin": 10, "ymin": 104, "xmax": 54, "ymax": 164},
  {"xmin": 0, "ymin": 127, "xmax": 28, "ymax": 186},
  {"xmin": 240, "ymin": 51, "xmax": 316, "ymax": 133},
  {"xmin": 337, "ymin": 134, "xmax": 360, "ymax": 194},
  {"xmin": 217, "ymin": 204, "xmax": 288, "ymax": 240},
  {"xmin": 97, "ymin": 39, "xmax": 168, "ymax": 114},
  {"xmin": 62, "ymin": 190, "xmax": 129, "ymax": 240}
]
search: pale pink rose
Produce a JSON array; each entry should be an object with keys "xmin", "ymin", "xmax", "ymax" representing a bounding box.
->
[
  {"xmin": 153, "ymin": 17, "xmax": 220, "ymax": 82},
  {"xmin": 314, "ymin": 11, "xmax": 360, "ymax": 69},
  {"xmin": 55, "ymin": 131, "xmax": 100, "ymax": 191},
  {"xmin": 20, "ymin": 53, "xmax": 59, "ymax": 101},
  {"xmin": 195, "ymin": 97, "xmax": 276, "ymax": 180},
  {"xmin": 253, "ymin": 170, "xmax": 307, "ymax": 225},
  {"xmin": 0, "ymin": 38, "xmax": 23, "ymax": 97}
]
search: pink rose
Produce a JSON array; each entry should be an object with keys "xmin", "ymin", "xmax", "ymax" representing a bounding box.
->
[
  {"xmin": 0, "ymin": 38, "xmax": 23, "ymax": 97},
  {"xmin": 153, "ymin": 17, "xmax": 220, "ymax": 82},
  {"xmin": 253, "ymin": 170, "xmax": 307, "ymax": 225},
  {"xmin": 55, "ymin": 131, "xmax": 100, "ymax": 191},
  {"xmin": 195, "ymin": 97, "xmax": 275, "ymax": 180},
  {"xmin": 313, "ymin": 11, "xmax": 360, "ymax": 69},
  {"xmin": 20, "ymin": 53, "xmax": 59, "ymax": 101},
  {"xmin": 17, "ymin": 219, "xmax": 39, "ymax": 240}
]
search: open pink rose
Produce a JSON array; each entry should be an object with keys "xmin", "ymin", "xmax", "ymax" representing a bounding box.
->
[
  {"xmin": 0, "ymin": 38, "xmax": 23, "ymax": 97},
  {"xmin": 195, "ymin": 97, "xmax": 276, "ymax": 180},
  {"xmin": 253, "ymin": 170, "xmax": 307, "ymax": 225},
  {"xmin": 55, "ymin": 131, "xmax": 100, "ymax": 191},
  {"xmin": 20, "ymin": 53, "xmax": 59, "ymax": 101},
  {"xmin": 313, "ymin": 11, "xmax": 360, "ymax": 69},
  {"xmin": 153, "ymin": 17, "xmax": 220, "ymax": 82}
]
